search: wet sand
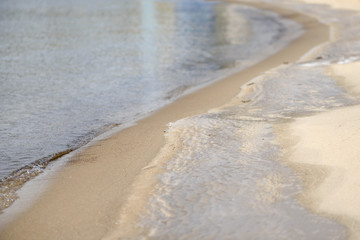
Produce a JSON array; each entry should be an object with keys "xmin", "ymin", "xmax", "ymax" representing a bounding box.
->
[
  {"xmin": 303, "ymin": 0, "xmax": 360, "ymax": 10},
  {"xmin": 272, "ymin": 0, "xmax": 360, "ymax": 239},
  {"xmin": 0, "ymin": 2, "xmax": 329, "ymax": 240},
  {"xmin": 279, "ymin": 61, "xmax": 360, "ymax": 240},
  {"xmin": 282, "ymin": 105, "xmax": 360, "ymax": 239}
]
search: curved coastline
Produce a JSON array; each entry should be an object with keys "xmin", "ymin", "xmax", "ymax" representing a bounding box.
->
[
  {"xmin": 0, "ymin": 2, "xmax": 329, "ymax": 239},
  {"xmin": 264, "ymin": 1, "xmax": 360, "ymax": 239}
]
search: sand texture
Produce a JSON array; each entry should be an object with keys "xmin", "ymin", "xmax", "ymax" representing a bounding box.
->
[
  {"xmin": 329, "ymin": 62, "xmax": 360, "ymax": 96},
  {"xmin": 280, "ymin": 60, "xmax": 360, "ymax": 240},
  {"xmin": 284, "ymin": 105, "xmax": 360, "ymax": 239},
  {"xmin": 308, "ymin": 108, "xmax": 358, "ymax": 223},
  {"xmin": 0, "ymin": 2, "xmax": 329, "ymax": 240}
]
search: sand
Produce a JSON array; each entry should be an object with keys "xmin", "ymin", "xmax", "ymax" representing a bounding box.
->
[
  {"xmin": 329, "ymin": 62, "xmax": 360, "ymax": 96},
  {"xmin": 272, "ymin": 0, "xmax": 360, "ymax": 238},
  {"xmin": 278, "ymin": 60, "xmax": 360, "ymax": 240},
  {"xmin": 283, "ymin": 105, "xmax": 360, "ymax": 239},
  {"xmin": 0, "ymin": 2, "xmax": 329, "ymax": 240},
  {"xmin": 302, "ymin": 0, "xmax": 360, "ymax": 10}
]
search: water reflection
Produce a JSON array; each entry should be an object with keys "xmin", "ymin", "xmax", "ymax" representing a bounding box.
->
[{"xmin": 0, "ymin": 0, "xmax": 300, "ymax": 187}]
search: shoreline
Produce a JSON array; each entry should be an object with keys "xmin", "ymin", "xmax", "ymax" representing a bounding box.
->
[
  {"xmin": 273, "ymin": 1, "xmax": 360, "ymax": 239},
  {"xmin": 277, "ymin": 105, "xmax": 360, "ymax": 240},
  {"xmin": 277, "ymin": 62, "xmax": 360, "ymax": 240},
  {"xmin": 0, "ymin": 2, "xmax": 330, "ymax": 239}
]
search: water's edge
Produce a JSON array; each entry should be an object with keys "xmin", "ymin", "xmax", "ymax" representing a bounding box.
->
[
  {"xmin": 0, "ymin": 2, "xmax": 321, "ymax": 237},
  {"xmin": 0, "ymin": 0, "xmax": 303, "ymax": 218},
  {"xmin": 114, "ymin": 1, "xmax": 360, "ymax": 239}
]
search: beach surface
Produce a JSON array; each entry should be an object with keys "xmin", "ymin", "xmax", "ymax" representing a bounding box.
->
[
  {"xmin": 278, "ymin": 61, "xmax": 360, "ymax": 240},
  {"xmin": 274, "ymin": 0, "xmax": 360, "ymax": 239},
  {"xmin": 303, "ymin": 0, "xmax": 360, "ymax": 10},
  {"xmin": 281, "ymin": 105, "xmax": 360, "ymax": 239},
  {"xmin": 0, "ymin": 1, "xmax": 330, "ymax": 239}
]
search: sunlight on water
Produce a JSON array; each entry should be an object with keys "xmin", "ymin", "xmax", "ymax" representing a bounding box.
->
[
  {"xmin": 110, "ymin": 61, "xmax": 353, "ymax": 238},
  {"xmin": 0, "ymin": 0, "xmax": 299, "ymax": 179},
  {"xmin": 103, "ymin": 1, "xmax": 360, "ymax": 238},
  {"xmin": 0, "ymin": 0, "xmax": 302, "ymax": 212}
]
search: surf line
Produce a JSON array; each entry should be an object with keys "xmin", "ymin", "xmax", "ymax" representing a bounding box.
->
[{"xmin": 0, "ymin": 2, "xmax": 329, "ymax": 239}]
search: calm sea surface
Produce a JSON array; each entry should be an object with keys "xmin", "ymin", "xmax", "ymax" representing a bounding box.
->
[
  {"xmin": 102, "ymin": 2, "xmax": 360, "ymax": 238},
  {"xmin": 1, "ymin": 0, "xmax": 358, "ymax": 236},
  {"xmin": 0, "ymin": 0, "xmax": 302, "ymax": 211},
  {"xmin": 0, "ymin": 0, "xmax": 300, "ymax": 179}
]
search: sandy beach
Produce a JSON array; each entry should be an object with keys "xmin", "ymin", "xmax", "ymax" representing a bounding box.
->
[
  {"xmin": 2, "ymin": 0, "xmax": 360, "ymax": 239},
  {"xmin": 277, "ymin": 62, "xmax": 360, "ymax": 240},
  {"xmin": 274, "ymin": 1, "xmax": 360, "ymax": 239}
]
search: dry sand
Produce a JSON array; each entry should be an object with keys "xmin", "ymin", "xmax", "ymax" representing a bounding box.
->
[
  {"xmin": 279, "ymin": 61, "xmax": 360, "ymax": 240},
  {"xmin": 0, "ymin": 2, "xmax": 329, "ymax": 240},
  {"xmin": 329, "ymin": 62, "xmax": 360, "ymax": 96},
  {"xmin": 274, "ymin": 0, "xmax": 360, "ymax": 239},
  {"xmin": 283, "ymin": 105, "xmax": 360, "ymax": 239}
]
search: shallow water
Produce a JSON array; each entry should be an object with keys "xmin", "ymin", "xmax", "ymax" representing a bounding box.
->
[
  {"xmin": 0, "ymin": 0, "xmax": 302, "ymax": 211},
  {"xmin": 125, "ymin": 63, "xmax": 353, "ymax": 239},
  {"xmin": 2, "ymin": 0, "xmax": 359, "ymax": 237},
  {"xmin": 107, "ymin": 1, "xmax": 360, "ymax": 239},
  {"xmin": 0, "ymin": 0, "xmax": 299, "ymax": 178}
]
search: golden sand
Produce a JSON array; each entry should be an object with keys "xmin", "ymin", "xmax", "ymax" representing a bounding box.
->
[
  {"xmin": 275, "ymin": 1, "xmax": 360, "ymax": 238},
  {"xmin": 0, "ymin": 2, "xmax": 329, "ymax": 240},
  {"xmin": 280, "ymin": 60, "xmax": 360, "ymax": 239}
]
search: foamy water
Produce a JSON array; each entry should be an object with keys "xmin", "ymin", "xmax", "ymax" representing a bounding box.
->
[
  {"xmin": 124, "ymin": 64, "xmax": 354, "ymax": 239},
  {"xmin": 105, "ymin": 1, "xmax": 360, "ymax": 239},
  {"xmin": 0, "ymin": 0, "xmax": 302, "ymax": 212},
  {"xmin": 4, "ymin": 0, "xmax": 359, "ymax": 237}
]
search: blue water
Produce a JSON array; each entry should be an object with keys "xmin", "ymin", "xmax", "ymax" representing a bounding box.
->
[{"xmin": 0, "ymin": 0, "xmax": 302, "ymax": 209}]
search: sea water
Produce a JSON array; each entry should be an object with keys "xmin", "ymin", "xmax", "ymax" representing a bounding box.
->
[
  {"xmin": 104, "ymin": 1, "xmax": 360, "ymax": 239},
  {"xmin": 127, "ymin": 64, "xmax": 354, "ymax": 239},
  {"xmin": 0, "ymin": 0, "xmax": 302, "ymax": 211}
]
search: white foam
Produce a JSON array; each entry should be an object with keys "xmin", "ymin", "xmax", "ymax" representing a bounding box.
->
[{"xmin": 107, "ymin": 1, "xmax": 360, "ymax": 238}]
